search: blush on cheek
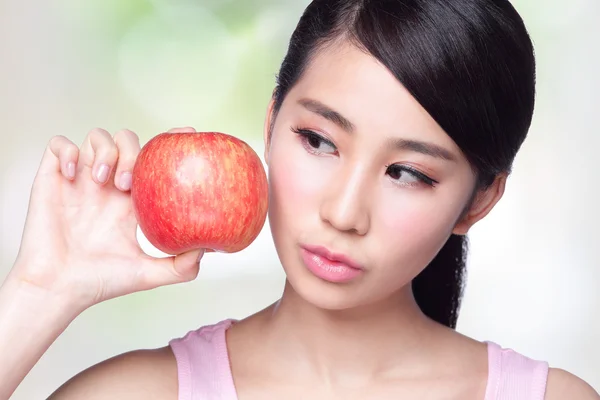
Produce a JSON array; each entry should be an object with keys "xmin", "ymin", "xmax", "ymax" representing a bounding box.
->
[
  {"xmin": 377, "ymin": 196, "xmax": 459, "ymax": 259},
  {"xmin": 382, "ymin": 208, "xmax": 435, "ymax": 248},
  {"xmin": 271, "ymin": 144, "xmax": 335, "ymax": 207}
]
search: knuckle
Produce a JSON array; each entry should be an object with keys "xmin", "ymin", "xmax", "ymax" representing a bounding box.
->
[
  {"xmin": 118, "ymin": 156, "xmax": 137, "ymax": 171},
  {"xmin": 114, "ymin": 129, "xmax": 141, "ymax": 148},
  {"xmin": 117, "ymin": 159, "xmax": 135, "ymax": 173},
  {"xmin": 48, "ymin": 135, "xmax": 78, "ymax": 156},
  {"xmin": 48, "ymin": 135, "xmax": 65, "ymax": 148},
  {"xmin": 94, "ymin": 143, "xmax": 119, "ymax": 163},
  {"xmin": 88, "ymin": 127, "xmax": 110, "ymax": 137},
  {"xmin": 114, "ymin": 128, "xmax": 137, "ymax": 139},
  {"xmin": 88, "ymin": 131, "xmax": 118, "ymax": 159},
  {"xmin": 104, "ymin": 144, "xmax": 120, "ymax": 161},
  {"xmin": 65, "ymin": 141, "xmax": 78, "ymax": 152}
]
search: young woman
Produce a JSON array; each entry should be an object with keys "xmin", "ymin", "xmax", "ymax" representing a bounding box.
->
[{"xmin": 0, "ymin": 1, "xmax": 598, "ymax": 399}]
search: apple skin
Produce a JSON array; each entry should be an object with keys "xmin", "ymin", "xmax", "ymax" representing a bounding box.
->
[{"xmin": 131, "ymin": 132, "xmax": 269, "ymax": 255}]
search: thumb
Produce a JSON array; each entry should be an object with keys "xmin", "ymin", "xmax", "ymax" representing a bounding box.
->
[
  {"xmin": 140, "ymin": 248, "xmax": 206, "ymax": 290},
  {"xmin": 173, "ymin": 248, "xmax": 205, "ymax": 279}
]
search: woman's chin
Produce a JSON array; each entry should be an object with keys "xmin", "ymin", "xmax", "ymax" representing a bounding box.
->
[{"xmin": 284, "ymin": 270, "xmax": 368, "ymax": 311}]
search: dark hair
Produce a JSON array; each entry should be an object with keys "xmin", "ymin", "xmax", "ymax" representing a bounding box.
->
[{"xmin": 270, "ymin": 0, "xmax": 536, "ymax": 329}]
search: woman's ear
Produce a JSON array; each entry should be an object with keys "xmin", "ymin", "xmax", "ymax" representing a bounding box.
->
[
  {"xmin": 453, "ymin": 173, "xmax": 508, "ymax": 235},
  {"xmin": 263, "ymin": 97, "xmax": 276, "ymax": 166}
]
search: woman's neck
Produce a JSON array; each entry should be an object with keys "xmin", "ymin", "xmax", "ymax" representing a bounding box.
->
[{"xmin": 253, "ymin": 280, "xmax": 445, "ymax": 385}]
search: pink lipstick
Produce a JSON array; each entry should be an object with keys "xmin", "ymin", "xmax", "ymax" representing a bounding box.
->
[{"xmin": 300, "ymin": 244, "xmax": 364, "ymax": 283}]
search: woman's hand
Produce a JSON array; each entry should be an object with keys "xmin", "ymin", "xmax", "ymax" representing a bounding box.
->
[
  {"xmin": 9, "ymin": 126, "xmax": 205, "ymax": 312},
  {"xmin": 0, "ymin": 127, "xmax": 206, "ymax": 399}
]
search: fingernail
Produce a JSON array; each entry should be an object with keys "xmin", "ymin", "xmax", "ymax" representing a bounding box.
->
[
  {"xmin": 96, "ymin": 164, "xmax": 110, "ymax": 183},
  {"xmin": 119, "ymin": 172, "xmax": 132, "ymax": 191},
  {"xmin": 66, "ymin": 162, "xmax": 75, "ymax": 179}
]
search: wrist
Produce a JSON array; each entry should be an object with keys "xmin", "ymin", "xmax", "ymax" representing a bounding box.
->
[
  {"xmin": 0, "ymin": 273, "xmax": 83, "ymax": 325},
  {"xmin": 0, "ymin": 270, "xmax": 82, "ymax": 400}
]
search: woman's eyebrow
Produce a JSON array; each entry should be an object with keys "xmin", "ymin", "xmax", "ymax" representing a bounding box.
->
[
  {"xmin": 298, "ymin": 97, "xmax": 456, "ymax": 162},
  {"xmin": 388, "ymin": 138, "xmax": 457, "ymax": 162},
  {"xmin": 298, "ymin": 98, "xmax": 355, "ymax": 133}
]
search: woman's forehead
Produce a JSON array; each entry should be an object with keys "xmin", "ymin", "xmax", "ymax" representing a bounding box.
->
[{"xmin": 286, "ymin": 43, "xmax": 460, "ymax": 152}]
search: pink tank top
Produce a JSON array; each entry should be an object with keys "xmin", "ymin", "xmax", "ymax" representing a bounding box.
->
[{"xmin": 169, "ymin": 319, "xmax": 549, "ymax": 400}]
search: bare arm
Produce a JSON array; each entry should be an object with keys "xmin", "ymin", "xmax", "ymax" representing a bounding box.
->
[
  {"xmin": 0, "ymin": 127, "xmax": 203, "ymax": 399},
  {"xmin": 47, "ymin": 347, "xmax": 178, "ymax": 400},
  {"xmin": 545, "ymin": 368, "xmax": 600, "ymax": 400},
  {"xmin": 0, "ymin": 278, "xmax": 76, "ymax": 400}
]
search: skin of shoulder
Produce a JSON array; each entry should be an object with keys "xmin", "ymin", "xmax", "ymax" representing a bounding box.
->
[
  {"xmin": 545, "ymin": 368, "xmax": 600, "ymax": 400},
  {"xmin": 47, "ymin": 346, "xmax": 178, "ymax": 400}
]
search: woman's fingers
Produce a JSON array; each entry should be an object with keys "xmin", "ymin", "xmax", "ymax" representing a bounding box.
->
[
  {"xmin": 138, "ymin": 249, "xmax": 206, "ymax": 290},
  {"xmin": 42, "ymin": 135, "xmax": 80, "ymax": 180},
  {"xmin": 80, "ymin": 128, "xmax": 119, "ymax": 185},
  {"xmin": 38, "ymin": 127, "xmax": 196, "ymax": 183},
  {"xmin": 112, "ymin": 129, "xmax": 141, "ymax": 191},
  {"xmin": 167, "ymin": 127, "xmax": 196, "ymax": 134}
]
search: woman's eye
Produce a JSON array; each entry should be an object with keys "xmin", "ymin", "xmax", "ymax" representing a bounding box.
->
[
  {"xmin": 293, "ymin": 128, "xmax": 337, "ymax": 155},
  {"xmin": 386, "ymin": 164, "xmax": 437, "ymax": 187},
  {"xmin": 291, "ymin": 127, "xmax": 436, "ymax": 188}
]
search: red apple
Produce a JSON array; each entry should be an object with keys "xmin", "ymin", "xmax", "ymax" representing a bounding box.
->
[{"xmin": 131, "ymin": 132, "xmax": 268, "ymax": 255}]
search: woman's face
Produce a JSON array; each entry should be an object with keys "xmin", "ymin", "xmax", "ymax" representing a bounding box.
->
[{"xmin": 264, "ymin": 42, "xmax": 501, "ymax": 310}]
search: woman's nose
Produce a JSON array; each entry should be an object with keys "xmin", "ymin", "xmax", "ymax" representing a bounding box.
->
[{"xmin": 318, "ymin": 166, "xmax": 371, "ymax": 236}]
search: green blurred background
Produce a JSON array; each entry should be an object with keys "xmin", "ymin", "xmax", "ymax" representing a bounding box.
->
[{"xmin": 1, "ymin": 0, "xmax": 599, "ymax": 397}]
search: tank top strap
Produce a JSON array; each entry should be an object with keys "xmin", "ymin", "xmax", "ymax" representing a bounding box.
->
[
  {"xmin": 169, "ymin": 319, "xmax": 239, "ymax": 400},
  {"xmin": 485, "ymin": 341, "xmax": 549, "ymax": 400}
]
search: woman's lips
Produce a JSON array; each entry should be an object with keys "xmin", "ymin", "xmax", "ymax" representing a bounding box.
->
[{"xmin": 300, "ymin": 244, "xmax": 364, "ymax": 283}]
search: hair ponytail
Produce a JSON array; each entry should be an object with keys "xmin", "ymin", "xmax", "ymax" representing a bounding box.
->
[{"xmin": 412, "ymin": 234, "xmax": 468, "ymax": 329}]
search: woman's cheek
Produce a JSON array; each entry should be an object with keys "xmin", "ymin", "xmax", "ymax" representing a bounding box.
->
[
  {"xmin": 271, "ymin": 143, "xmax": 335, "ymax": 208},
  {"xmin": 375, "ymin": 191, "xmax": 458, "ymax": 260}
]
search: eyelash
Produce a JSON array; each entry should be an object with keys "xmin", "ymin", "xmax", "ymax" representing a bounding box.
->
[
  {"xmin": 292, "ymin": 127, "xmax": 337, "ymax": 155},
  {"xmin": 291, "ymin": 126, "xmax": 438, "ymax": 188},
  {"xmin": 384, "ymin": 164, "xmax": 437, "ymax": 187}
]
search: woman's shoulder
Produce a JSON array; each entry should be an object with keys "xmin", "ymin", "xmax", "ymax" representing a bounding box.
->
[
  {"xmin": 545, "ymin": 368, "xmax": 599, "ymax": 400},
  {"xmin": 485, "ymin": 341, "xmax": 599, "ymax": 400},
  {"xmin": 48, "ymin": 346, "xmax": 178, "ymax": 400},
  {"xmin": 47, "ymin": 319, "xmax": 238, "ymax": 400}
]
